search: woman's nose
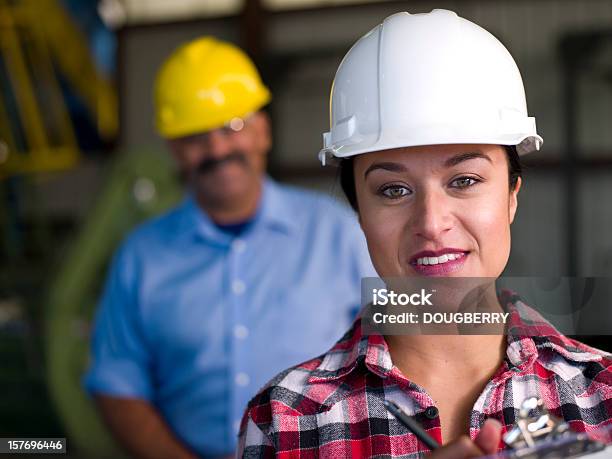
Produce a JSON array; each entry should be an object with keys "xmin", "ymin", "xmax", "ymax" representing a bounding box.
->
[{"xmin": 410, "ymin": 190, "xmax": 453, "ymax": 241}]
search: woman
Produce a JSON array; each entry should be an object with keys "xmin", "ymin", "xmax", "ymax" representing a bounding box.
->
[{"xmin": 238, "ymin": 10, "xmax": 611, "ymax": 458}]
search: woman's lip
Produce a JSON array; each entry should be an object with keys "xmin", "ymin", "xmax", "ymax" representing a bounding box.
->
[{"xmin": 410, "ymin": 252, "xmax": 469, "ymax": 276}]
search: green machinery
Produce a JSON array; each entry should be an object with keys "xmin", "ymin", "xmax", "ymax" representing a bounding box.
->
[
  {"xmin": 1, "ymin": 1, "xmax": 182, "ymax": 455},
  {"xmin": 45, "ymin": 151, "xmax": 181, "ymax": 458},
  {"xmin": 0, "ymin": 0, "xmax": 116, "ymax": 178}
]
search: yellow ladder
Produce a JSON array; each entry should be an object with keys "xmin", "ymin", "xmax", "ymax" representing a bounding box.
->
[{"xmin": 0, "ymin": 0, "xmax": 117, "ymax": 178}]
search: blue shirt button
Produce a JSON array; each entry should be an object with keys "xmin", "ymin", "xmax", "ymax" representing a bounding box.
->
[
  {"xmin": 235, "ymin": 373, "xmax": 250, "ymax": 386},
  {"xmin": 233, "ymin": 325, "xmax": 249, "ymax": 340},
  {"xmin": 232, "ymin": 280, "xmax": 246, "ymax": 295}
]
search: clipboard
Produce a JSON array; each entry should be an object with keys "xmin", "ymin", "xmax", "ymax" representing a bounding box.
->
[{"xmin": 482, "ymin": 397, "xmax": 611, "ymax": 458}]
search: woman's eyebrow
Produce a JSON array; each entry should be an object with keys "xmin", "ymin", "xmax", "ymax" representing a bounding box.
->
[
  {"xmin": 444, "ymin": 152, "xmax": 492, "ymax": 167},
  {"xmin": 363, "ymin": 162, "xmax": 407, "ymax": 179},
  {"xmin": 363, "ymin": 152, "xmax": 491, "ymax": 178}
]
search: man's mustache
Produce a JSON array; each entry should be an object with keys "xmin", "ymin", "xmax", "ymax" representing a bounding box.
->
[{"xmin": 196, "ymin": 151, "xmax": 248, "ymax": 174}]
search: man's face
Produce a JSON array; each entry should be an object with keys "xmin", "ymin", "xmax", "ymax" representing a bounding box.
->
[
  {"xmin": 353, "ymin": 144, "xmax": 520, "ymax": 279},
  {"xmin": 166, "ymin": 111, "xmax": 271, "ymax": 208}
]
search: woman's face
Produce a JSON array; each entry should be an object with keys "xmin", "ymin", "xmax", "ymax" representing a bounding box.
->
[{"xmin": 354, "ymin": 144, "xmax": 520, "ymax": 278}]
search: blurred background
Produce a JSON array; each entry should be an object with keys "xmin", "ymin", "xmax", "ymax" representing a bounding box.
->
[{"xmin": 1, "ymin": 0, "xmax": 611, "ymax": 457}]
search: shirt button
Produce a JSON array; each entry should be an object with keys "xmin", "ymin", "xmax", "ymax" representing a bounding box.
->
[
  {"xmin": 235, "ymin": 372, "xmax": 250, "ymax": 386},
  {"xmin": 424, "ymin": 406, "xmax": 439, "ymax": 419},
  {"xmin": 232, "ymin": 239, "xmax": 246, "ymax": 253},
  {"xmin": 232, "ymin": 280, "xmax": 246, "ymax": 295},
  {"xmin": 234, "ymin": 325, "xmax": 249, "ymax": 340}
]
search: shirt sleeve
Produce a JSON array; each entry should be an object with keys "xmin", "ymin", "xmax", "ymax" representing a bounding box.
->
[
  {"xmin": 237, "ymin": 412, "xmax": 275, "ymax": 458},
  {"xmin": 351, "ymin": 225, "xmax": 377, "ymax": 280},
  {"xmin": 83, "ymin": 239, "xmax": 154, "ymax": 400},
  {"xmin": 344, "ymin": 211, "xmax": 377, "ymax": 319}
]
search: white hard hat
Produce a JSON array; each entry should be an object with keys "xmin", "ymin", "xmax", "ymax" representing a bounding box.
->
[{"xmin": 319, "ymin": 9, "xmax": 543, "ymax": 166}]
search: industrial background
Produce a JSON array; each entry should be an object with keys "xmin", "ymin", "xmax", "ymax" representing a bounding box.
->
[{"xmin": 1, "ymin": 0, "xmax": 611, "ymax": 457}]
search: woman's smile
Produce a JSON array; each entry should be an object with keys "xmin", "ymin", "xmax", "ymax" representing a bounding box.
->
[{"xmin": 409, "ymin": 248, "xmax": 470, "ymax": 276}]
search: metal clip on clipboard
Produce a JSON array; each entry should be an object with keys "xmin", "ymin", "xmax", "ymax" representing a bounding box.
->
[{"xmin": 487, "ymin": 397, "xmax": 609, "ymax": 458}]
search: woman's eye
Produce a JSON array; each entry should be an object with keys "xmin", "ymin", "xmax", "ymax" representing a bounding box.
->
[
  {"xmin": 451, "ymin": 177, "xmax": 479, "ymax": 188},
  {"xmin": 381, "ymin": 185, "xmax": 410, "ymax": 199}
]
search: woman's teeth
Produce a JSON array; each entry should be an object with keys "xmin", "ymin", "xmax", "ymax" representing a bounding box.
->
[{"xmin": 416, "ymin": 253, "xmax": 465, "ymax": 265}]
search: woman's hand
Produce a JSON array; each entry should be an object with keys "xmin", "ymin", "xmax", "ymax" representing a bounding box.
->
[{"xmin": 427, "ymin": 419, "xmax": 502, "ymax": 458}]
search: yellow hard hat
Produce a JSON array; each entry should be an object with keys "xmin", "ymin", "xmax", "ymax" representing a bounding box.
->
[{"xmin": 154, "ymin": 37, "xmax": 271, "ymax": 139}]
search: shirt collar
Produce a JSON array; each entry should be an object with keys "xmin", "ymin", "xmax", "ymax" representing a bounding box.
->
[
  {"xmin": 257, "ymin": 177, "xmax": 300, "ymax": 234},
  {"xmin": 307, "ymin": 321, "xmax": 393, "ymax": 383},
  {"xmin": 308, "ymin": 289, "xmax": 603, "ymax": 384},
  {"xmin": 500, "ymin": 289, "xmax": 604, "ymax": 369},
  {"xmin": 179, "ymin": 177, "xmax": 298, "ymax": 244}
]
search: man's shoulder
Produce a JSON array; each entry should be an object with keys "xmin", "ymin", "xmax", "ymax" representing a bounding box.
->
[{"xmin": 119, "ymin": 202, "xmax": 187, "ymax": 255}]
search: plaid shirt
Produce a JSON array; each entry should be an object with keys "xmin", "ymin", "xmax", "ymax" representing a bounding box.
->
[{"xmin": 238, "ymin": 291, "xmax": 612, "ymax": 458}]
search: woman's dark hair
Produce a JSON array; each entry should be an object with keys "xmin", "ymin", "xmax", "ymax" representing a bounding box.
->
[{"xmin": 339, "ymin": 145, "xmax": 522, "ymax": 212}]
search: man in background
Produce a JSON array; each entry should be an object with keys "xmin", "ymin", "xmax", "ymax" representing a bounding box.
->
[{"xmin": 83, "ymin": 37, "xmax": 373, "ymax": 458}]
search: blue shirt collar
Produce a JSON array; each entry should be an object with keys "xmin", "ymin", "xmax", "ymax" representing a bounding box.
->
[{"xmin": 180, "ymin": 177, "xmax": 298, "ymax": 245}]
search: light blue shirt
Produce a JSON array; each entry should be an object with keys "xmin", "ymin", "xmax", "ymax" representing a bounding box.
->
[{"xmin": 84, "ymin": 179, "xmax": 374, "ymax": 457}]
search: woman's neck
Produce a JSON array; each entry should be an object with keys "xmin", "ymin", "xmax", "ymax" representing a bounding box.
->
[
  {"xmin": 386, "ymin": 334, "xmax": 506, "ymax": 383},
  {"xmin": 386, "ymin": 333, "xmax": 506, "ymax": 444},
  {"xmin": 385, "ymin": 281, "xmax": 508, "ymax": 380}
]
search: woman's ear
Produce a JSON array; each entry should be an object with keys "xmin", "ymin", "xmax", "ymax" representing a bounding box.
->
[{"xmin": 509, "ymin": 177, "xmax": 522, "ymax": 224}]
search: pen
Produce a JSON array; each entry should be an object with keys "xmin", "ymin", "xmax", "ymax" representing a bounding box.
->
[{"xmin": 384, "ymin": 400, "xmax": 440, "ymax": 451}]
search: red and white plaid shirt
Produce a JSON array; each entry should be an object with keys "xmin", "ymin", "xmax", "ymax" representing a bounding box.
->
[{"xmin": 238, "ymin": 291, "xmax": 612, "ymax": 458}]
